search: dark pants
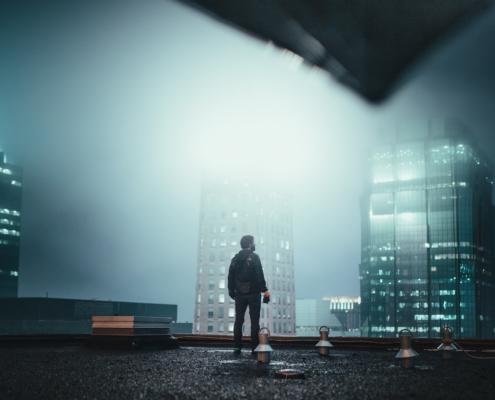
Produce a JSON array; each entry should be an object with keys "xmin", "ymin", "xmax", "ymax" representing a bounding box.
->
[{"xmin": 234, "ymin": 292, "xmax": 261, "ymax": 349}]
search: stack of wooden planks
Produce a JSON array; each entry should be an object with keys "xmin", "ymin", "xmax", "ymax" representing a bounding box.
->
[{"xmin": 91, "ymin": 316, "xmax": 171, "ymax": 336}]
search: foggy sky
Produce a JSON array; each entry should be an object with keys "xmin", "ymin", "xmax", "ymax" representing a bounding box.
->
[{"xmin": 1, "ymin": 0, "xmax": 494, "ymax": 321}]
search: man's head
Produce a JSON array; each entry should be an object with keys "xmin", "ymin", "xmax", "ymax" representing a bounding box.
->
[{"xmin": 240, "ymin": 235, "xmax": 255, "ymax": 251}]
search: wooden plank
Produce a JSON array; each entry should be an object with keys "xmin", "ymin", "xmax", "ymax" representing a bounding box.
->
[
  {"xmin": 91, "ymin": 316, "xmax": 172, "ymax": 323},
  {"xmin": 92, "ymin": 323, "xmax": 170, "ymax": 329}
]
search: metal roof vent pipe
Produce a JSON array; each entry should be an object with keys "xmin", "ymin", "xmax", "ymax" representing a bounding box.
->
[
  {"xmin": 315, "ymin": 326, "xmax": 333, "ymax": 356},
  {"xmin": 254, "ymin": 327, "xmax": 273, "ymax": 364},
  {"xmin": 395, "ymin": 329, "xmax": 419, "ymax": 369},
  {"xmin": 437, "ymin": 325, "xmax": 458, "ymax": 359}
]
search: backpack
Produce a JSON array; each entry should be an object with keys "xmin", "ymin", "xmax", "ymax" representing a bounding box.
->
[{"xmin": 235, "ymin": 254, "xmax": 255, "ymax": 294}]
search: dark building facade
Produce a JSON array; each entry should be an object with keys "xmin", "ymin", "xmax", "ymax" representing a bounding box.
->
[
  {"xmin": 322, "ymin": 296, "xmax": 361, "ymax": 335},
  {"xmin": 0, "ymin": 298, "xmax": 178, "ymax": 335},
  {"xmin": 360, "ymin": 121, "xmax": 495, "ymax": 338},
  {"xmin": 0, "ymin": 152, "xmax": 22, "ymax": 298}
]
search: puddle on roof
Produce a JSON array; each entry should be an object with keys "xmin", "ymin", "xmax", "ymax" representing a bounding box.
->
[
  {"xmin": 219, "ymin": 359, "xmax": 251, "ymax": 364},
  {"xmin": 205, "ymin": 349, "xmax": 239, "ymax": 353},
  {"xmin": 269, "ymin": 361, "xmax": 287, "ymax": 366},
  {"xmin": 387, "ymin": 364, "xmax": 434, "ymax": 370},
  {"xmin": 415, "ymin": 365, "xmax": 434, "ymax": 370}
]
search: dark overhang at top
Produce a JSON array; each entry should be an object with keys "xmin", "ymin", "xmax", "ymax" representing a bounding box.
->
[{"xmin": 178, "ymin": 0, "xmax": 492, "ymax": 102}]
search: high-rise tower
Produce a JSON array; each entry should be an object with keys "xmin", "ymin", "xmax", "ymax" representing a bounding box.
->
[
  {"xmin": 0, "ymin": 152, "xmax": 22, "ymax": 298},
  {"xmin": 360, "ymin": 120, "xmax": 495, "ymax": 338},
  {"xmin": 194, "ymin": 176, "xmax": 296, "ymax": 335}
]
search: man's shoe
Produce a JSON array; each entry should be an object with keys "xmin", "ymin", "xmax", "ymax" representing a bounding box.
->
[{"xmin": 233, "ymin": 348, "xmax": 241, "ymax": 356}]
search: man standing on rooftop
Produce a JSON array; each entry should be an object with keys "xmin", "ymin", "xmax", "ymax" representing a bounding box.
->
[{"xmin": 228, "ymin": 235, "xmax": 270, "ymax": 355}]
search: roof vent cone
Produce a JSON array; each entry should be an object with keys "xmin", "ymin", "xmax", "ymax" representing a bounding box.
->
[
  {"xmin": 395, "ymin": 329, "xmax": 419, "ymax": 369},
  {"xmin": 254, "ymin": 327, "xmax": 273, "ymax": 364},
  {"xmin": 437, "ymin": 325, "xmax": 458, "ymax": 359},
  {"xmin": 315, "ymin": 326, "xmax": 333, "ymax": 356}
]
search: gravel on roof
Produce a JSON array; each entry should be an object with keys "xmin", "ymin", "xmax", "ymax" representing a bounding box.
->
[{"xmin": 1, "ymin": 344, "xmax": 494, "ymax": 399}]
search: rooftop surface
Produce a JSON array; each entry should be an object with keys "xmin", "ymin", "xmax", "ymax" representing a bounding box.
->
[{"xmin": 1, "ymin": 341, "xmax": 495, "ymax": 399}]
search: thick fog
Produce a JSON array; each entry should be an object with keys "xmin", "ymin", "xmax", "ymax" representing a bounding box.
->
[{"xmin": 0, "ymin": 1, "xmax": 494, "ymax": 321}]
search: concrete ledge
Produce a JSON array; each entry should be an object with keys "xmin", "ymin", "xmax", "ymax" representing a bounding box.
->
[
  {"xmin": 175, "ymin": 334, "xmax": 495, "ymax": 351},
  {"xmin": 2, "ymin": 333, "xmax": 495, "ymax": 351}
]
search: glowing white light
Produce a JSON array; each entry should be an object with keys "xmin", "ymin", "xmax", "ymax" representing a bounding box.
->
[
  {"xmin": 399, "ymin": 212, "xmax": 416, "ymax": 221},
  {"xmin": 398, "ymin": 173, "xmax": 414, "ymax": 181},
  {"xmin": 191, "ymin": 108, "xmax": 315, "ymax": 183}
]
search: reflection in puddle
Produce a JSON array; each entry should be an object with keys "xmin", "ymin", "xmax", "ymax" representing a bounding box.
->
[
  {"xmin": 269, "ymin": 361, "xmax": 286, "ymax": 366},
  {"xmin": 387, "ymin": 364, "xmax": 434, "ymax": 370},
  {"xmin": 415, "ymin": 365, "xmax": 434, "ymax": 370},
  {"xmin": 330, "ymin": 353, "xmax": 348, "ymax": 358},
  {"xmin": 219, "ymin": 360, "xmax": 243, "ymax": 364},
  {"xmin": 205, "ymin": 349, "xmax": 240, "ymax": 353}
]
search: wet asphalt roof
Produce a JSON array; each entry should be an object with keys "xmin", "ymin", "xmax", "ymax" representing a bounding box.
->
[{"xmin": 1, "ymin": 344, "xmax": 494, "ymax": 399}]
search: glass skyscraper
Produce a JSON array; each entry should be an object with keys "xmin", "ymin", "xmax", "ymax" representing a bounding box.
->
[
  {"xmin": 194, "ymin": 176, "xmax": 296, "ymax": 336},
  {"xmin": 0, "ymin": 152, "xmax": 22, "ymax": 298},
  {"xmin": 360, "ymin": 121, "xmax": 495, "ymax": 338}
]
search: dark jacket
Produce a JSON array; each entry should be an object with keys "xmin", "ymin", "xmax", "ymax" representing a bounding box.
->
[{"xmin": 228, "ymin": 249, "xmax": 267, "ymax": 296}]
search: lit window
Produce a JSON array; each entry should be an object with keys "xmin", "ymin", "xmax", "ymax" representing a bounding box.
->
[
  {"xmin": 218, "ymin": 293, "xmax": 225, "ymax": 303},
  {"xmin": 228, "ymin": 323, "xmax": 234, "ymax": 332},
  {"xmin": 228, "ymin": 307, "xmax": 235, "ymax": 317},
  {"xmin": 219, "ymin": 279, "xmax": 225, "ymax": 289}
]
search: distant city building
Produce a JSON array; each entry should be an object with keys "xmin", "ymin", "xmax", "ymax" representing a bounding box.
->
[
  {"xmin": 170, "ymin": 322, "xmax": 193, "ymax": 334},
  {"xmin": 194, "ymin": 176, "xmax": 296, "ymax": 336},
  {"xmin": 296, "ymin": 298, "xmax": 342, "ymax": 336},
  {"xmin": 360, "ymin": 120, "xmax": 495, "ymax": 338},
  {"xmin": 0, "ymin": 298, "xmax": 177, "ymax": 335},
  {"xmin": 321, "ymin": 296, "xmax": 361, "ymax": 335},
  {"xmin": 0, "ymin": 152, "xmax": 22, "ymax": 298}
]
